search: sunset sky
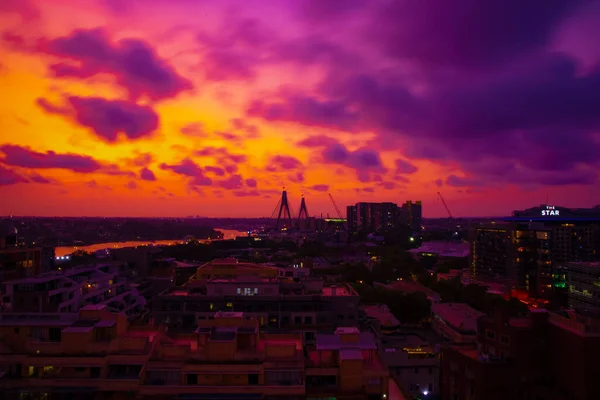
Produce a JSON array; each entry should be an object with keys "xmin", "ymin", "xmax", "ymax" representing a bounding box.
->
[{"xmin": 1, "ymin": 0, "xmax": 599, "ymax": 218}]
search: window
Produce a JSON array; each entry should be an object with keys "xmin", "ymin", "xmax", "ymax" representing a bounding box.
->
[
  {"xmin": 414, "ymin": 367, "xmax": 419, "ymax": 374},
  {"xmin": 486, "ymin": 330, "xmax": 496, "ymax": 340},
  {"xmin": 186, "ymin": 374, "xmax": 197, "ymax": 385},
  {"xmin": 500, "ymin": 334, "xmax": 510, "ymax": 345},
  {"xmin": 248, "ymin": 374, "xmax": 259, "ymax": 385}
]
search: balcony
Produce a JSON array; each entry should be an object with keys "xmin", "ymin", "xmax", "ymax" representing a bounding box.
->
[{"xmin": 138, "ymin": 383, "xmax": 305, "ymax": 397}]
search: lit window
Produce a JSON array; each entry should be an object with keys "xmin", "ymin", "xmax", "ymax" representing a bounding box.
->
[
  {"xmin": 237, "ymin": 288, "xmax": 241, "ymax": 294},
  {"xmin": 253, "ymin": 288, "xmax": 258, "ymax": 294},
  {"xmin": 226, "ymin": 302, "xmax": 233, "ymax": 307}
]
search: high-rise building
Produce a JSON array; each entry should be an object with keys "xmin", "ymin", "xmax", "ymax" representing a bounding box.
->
[
  {"xmin": 441, "ymin": 309, "xmax": 600, "ymax": 400},
  {"xmin": 346, "ymin": 201, "xmax": 422, "ymax": 233},
  {"xmin": 469, "ymin": 205, "xmax": 600, "ymax": 298},
  {"xmin": 565, "ymin": 262, "xmax": 600, "ymax": 311},
  {"xmin": 399, "ymin": 201, "xmax": 423, "ymax": 231}
]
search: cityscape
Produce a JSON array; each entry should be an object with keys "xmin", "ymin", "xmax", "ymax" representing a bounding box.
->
[{"xmin": 1, "ymin": 1, "xmax": 600, "ymax": 400}]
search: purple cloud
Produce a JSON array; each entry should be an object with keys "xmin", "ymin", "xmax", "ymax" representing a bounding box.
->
[
  {"xmin": 248, "ymin": 95, "xmax": 358, "ymax": 132},
  {"xmin": 195, "ymin": 147, "xmax": 247, "ymax": 164},
  {"xmin": 41, "ymin": 28, "xmax": 192, "ymax": 100},
  {"xmin": 321, "ymin": 143, "xmax": 386, "ymax": 182},
  {"xmin": 180, "ymin": 123, "xmax": 207, "ymax": 137},
  {"xmin": 266, "ymin": 155, "xmax": 303, "ymax": 172},
  {"xmin": 140, "ymin": 167, "xmax": 156, "ymax": 181},
  {"xmin": 395, "ymin": 159, "xmax": 418, "ymax": 174},
  {"xmin": 125, "ymin": 181, "xmax": 138, "ymax": 190},
  {"xmin": 0, "ymin": 144, "xmax": 101, "ymax": 172},
  {"xmin": 245, "ymin": 178, "xmax": 257, "ymax": 188},
  {"xmin": 288, "ymin": 171, "xmax": 305, "ymax": 183},
  {"xmin": 205, "ymin": 166, "xmax": 225, "ymax": 176},
  {"xmin": 160, "ymin": 159, "xmax": 212, "ymax": 186},
  {"xmin": 311, "ymin": 184, "xmax": 329, "ymax": 192},
  {"xmin": 218, "ymin": 174, "xmax": 244, "ymax": 190},
  {"xmin": 298, "ymin": 135, "xmax": 339, "ymax": 148},
  {"xmin": 67, "ymin": 96, "xmax": 159, "ymax": 142},
  {"xmin": 367, "ymin": 0, "xmax": 584, "ymax": 70},
  {"xmin": 0, "ymin": 165, "xmax": 27, "ymax": 185}
]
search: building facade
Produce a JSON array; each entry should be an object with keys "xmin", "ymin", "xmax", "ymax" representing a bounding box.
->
[
  {"xmin": 469, "ymin": 204, "xmax": 600, "ymax": 298},
  {"xmin": 566, "ymin": 262, "xmax": 600, "ymax": 311},
  {"xmin": 346, "ymin": 201, "xmax": 422, "ymax": 233},
  {"xmin": 0, "ymin": 264, "xmax": 146, "ymax": 319},
  {"xmin": 441, "ymin": 309, "xmax": 600, "ymax": 400},
  {"xmin": 0, "ymin": 306, "xmax": 389, "ymax": 400}
]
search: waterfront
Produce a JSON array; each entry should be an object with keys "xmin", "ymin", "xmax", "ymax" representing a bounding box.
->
[{"xmin": 54, "ymin": 228, "xmax": 247, "ymax": 257}]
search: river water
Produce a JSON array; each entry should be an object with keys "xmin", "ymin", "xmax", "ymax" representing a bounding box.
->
[{"xmin": 54, "ymin": 228, "xmax": 248, "ymax": 257}]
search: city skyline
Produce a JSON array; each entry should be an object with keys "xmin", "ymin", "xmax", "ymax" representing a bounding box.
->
[{"xmin": 1, "ymin": 0, "xmax": 600, "ymax": 218}]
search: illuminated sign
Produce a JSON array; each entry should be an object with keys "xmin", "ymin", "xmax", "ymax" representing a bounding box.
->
[{"xmin": 541, "ymin": 205, "xmax": 559, "ymax": 216}]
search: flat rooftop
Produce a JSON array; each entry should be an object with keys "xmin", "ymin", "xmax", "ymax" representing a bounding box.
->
[
  {"xmin": 363, "ymin": 304, "xmax": 401, "ymax": 326},
  {"xmin": 432, "ymin": 303, "xmax": 485, "ymax": 331},
  {"xmin": 409, "ymin": 241, "xmax": 470, "ymax": 258}
]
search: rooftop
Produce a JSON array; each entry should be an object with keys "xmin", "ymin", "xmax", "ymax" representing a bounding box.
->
[
  {"xmin": 316, "ymin": 331, "xmax": 377, "ymax": 350},
  {"xmin": 363, "ymin": 304, "xmax": 401, "ymax": 327},
  {"xmin": 409, "ymin": 241, "xmax": 470, "ymax": 258},
  {"xmin": 432, "ymin": 303, "xmax": 485, "ymax": 332}
]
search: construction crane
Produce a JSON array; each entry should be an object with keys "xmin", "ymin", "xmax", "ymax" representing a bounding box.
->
[
  {"xmin": 328, "ymin": 193, "xmax": 343, "ymax": 219},
  {"xmin": 437, "ymin": 192, "xmax": 453, "ymax": 219}
]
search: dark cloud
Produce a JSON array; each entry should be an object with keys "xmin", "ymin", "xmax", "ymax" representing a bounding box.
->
[
  {"xmin": 266, "ymin": 155, "xmax": 303, "ymax": 172},
  {"xmin": 127, "ymin": 152, "xmax": 153, "ymax": 167},
  {"xmin": 379, "ymin": 182, "xmax": 396, "ymax": 190},
  {"xmin": 435, "ymin": 179, "xmax": 443, "ymax": 187},
  {"xmin": 395, "ymin": 159, "xmax": 418, "ymax": 174},
  {"xmin": 0, "ymin": 144, "xmax": 101, "ymax": 172},
  {"xmin": 248, "ymin": 95, "xmax": 359, "ymax": 132},
  {"xmin": 67, "ymin": 97, "xmax": 159, "ymax": 142},
  {"xmin": 160, "ymin": 159, "xmax": 212, "ymax": 186},
  {"xmin": 288, "ymin": 172, "xmax": 305, "ymax": 183},
  {"xmin": 251, "ymin": 52, "xmax": 600, "ymax": 187},
  {"xmin": 299, "ymin": 0, "xmax": 367, "ymax": 22},
  {"xmin": 321, "ymin": 143, "xmax": 386, "ymax": 182},
  {"xmin": 311, "ymin": 184, "xmax": 329, "ymax": 192},
  {"xmin": 140, "ymin": 167, "xmax": 156, "ymax": 181},
  {"xmin": 195, "ymin": 147, "xmax": 247, "ymax": 164},
  {"xmin": 0, "ymin": 165, "xmax": 27, "ymax": 186},
  {"xmin": 297, "ymin": 135, "xmax": 339, "ymax": 148},
  {"xmin": 40, "ymin": 28, "xmax": 192, "ymax": 100},
  {"xmin": 245, "ymin": 178, "xmax": 257, "ymax": 188},
  {"xmin": 218, "ymin": 174, "xmax": 243, "ymax": 190},
  {"xmin": 28, "ymin": 173, "xmax": 53, "ymax": 184},
  {"xmin": 367, "ymin": 0, "xmax": 584, "ymax": 69},
  {"xmin": 36, "ymin": 98, "xmax": 69, "ymax": 115},
  {"xmin": 204, "ymin": 166, "xmax": 225, "ymax": 176}
]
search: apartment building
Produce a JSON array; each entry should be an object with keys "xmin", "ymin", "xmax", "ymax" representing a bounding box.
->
[
  {"xmin": 0, "ymin": 305, "xmax": 306, "ymax": 400},
  {"xmin": 379, "ymin": 333, "xmax": 439, "ymax": 399},
  {"xmin": 566, "ymin": 262, "xmax": 600, "ymax": 311},
  {"xmin": 153, "ymin": 270, "xmax": 361, "ymax": 341},
  {"xmin": 0, "ymin": 264, "xmax": 146, "ymax": 319},
  {"xmin": 0, "ymin": 306, "xmax": 388, "ymax": 400},
  {"xmin": 306, "ymin": 327, "xmax": 390, "ymax": 400},
  {"xmin": 441, "ymin": 309, "xmax": 600, "ymax": 400},
  {"xmin": 470, "ymin": 205, "xmax": 600, "ymax": 299},
  {"xmin": 431, "ymin": 303, "xmax": 485, "ymax": 344}
]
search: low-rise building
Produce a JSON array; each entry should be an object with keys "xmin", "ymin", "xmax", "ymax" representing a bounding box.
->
[
  {"xmin": 0, "ymin": 306, "xmax": 307, "ymax": 400},
  {"xmin": 306, "ymin": 327, "xmax": 390, "ymax": 399},
  {"xmin": 362, "ymin": 304, "xmax": 401, "ymax": 334},
  {"xmin": 431, "ymin": 303, "xmax": 485, "ymax": 344},
  {"xmin": 379, "ymin": 333, "xmax": 440, "ymax": 399},
  {"xmin": 0, "ymin": 264, "xmax": 146, "ymax": 319},
  {"xmin": 153, "ymin": 272, "xmax": 360, "ymax": 342},
  {"xmin": 0, "ymin": 307, "xmax": 386, "ymax": 400}
]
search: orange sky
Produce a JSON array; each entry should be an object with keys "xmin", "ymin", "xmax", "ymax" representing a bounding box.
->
[{"xmin": 1, "ymin": 0, "xmax": 599, "ymax": 218}]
